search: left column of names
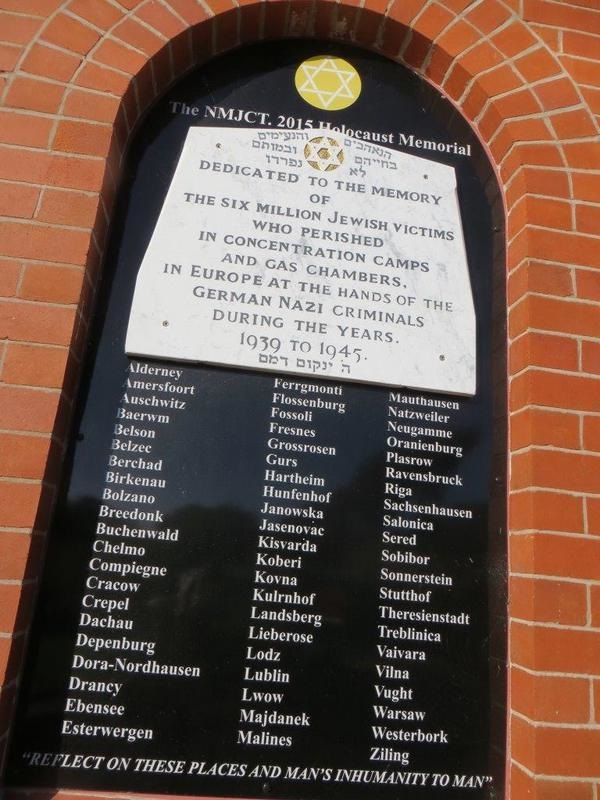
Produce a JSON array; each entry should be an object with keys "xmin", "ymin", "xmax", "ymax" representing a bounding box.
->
[{"xmin": 61, "ymin": 359, "xmax": 201, "ymax": 747}]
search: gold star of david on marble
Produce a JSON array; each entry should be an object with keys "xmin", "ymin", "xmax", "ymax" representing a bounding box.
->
[
  {"xmin": 304, "ymin": 136, "xmax": 345, "ymax": 172},
  {"xmin": 295, "ymin": 56, "xmax": 361, "ymax": 111}
]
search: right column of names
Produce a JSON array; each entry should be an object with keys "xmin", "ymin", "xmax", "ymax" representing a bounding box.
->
[{"xmin": 374, "ymin": 390, "xmax": 473, "ymax": 768}]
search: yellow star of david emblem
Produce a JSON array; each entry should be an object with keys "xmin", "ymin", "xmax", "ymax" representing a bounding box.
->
[
  {"xmin": 304, "ymin": 136, "xmax": 345, "ymax": 171},
  {"xmin": 295, "ymin": 56, "xmax": 361, "ymax": 111}
]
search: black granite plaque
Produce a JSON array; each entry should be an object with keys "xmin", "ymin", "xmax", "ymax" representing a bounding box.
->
[{"xmin": 5, "ymin": 42, "xmax": 507, "ymax": 800}]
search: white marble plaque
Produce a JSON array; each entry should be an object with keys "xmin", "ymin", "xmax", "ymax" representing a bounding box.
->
[{"xmin": 126, "ymin": 127, "xmax": 476, "ymax": 394}]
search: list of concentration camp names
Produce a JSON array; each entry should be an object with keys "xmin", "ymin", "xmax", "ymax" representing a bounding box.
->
[
  {"xmin": 12, "ymin": 360, "xmax": 493, "ymax": 796},
  {"xmin": 67, "ymin": 362, "xmax": 200, "ymax": 745}
]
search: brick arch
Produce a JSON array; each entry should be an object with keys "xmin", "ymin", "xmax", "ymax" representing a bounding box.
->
[{"xmin": 1, "ymin": 2, "xmax": 599, "ymax": 798}]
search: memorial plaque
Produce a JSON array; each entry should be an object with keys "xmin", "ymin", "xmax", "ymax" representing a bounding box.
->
[
  {"xmin": 126, "ymin": 127, "xmax": 476, "ymax": 394},
  {"xmin": 5, "ymin": 42, "xmax": 507, "ymax": 800}
]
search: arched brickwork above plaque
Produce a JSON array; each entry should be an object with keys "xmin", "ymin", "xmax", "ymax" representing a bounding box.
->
[{"xmin": 0, "ymin": 2, "xmax": 598, "ymax": 799}]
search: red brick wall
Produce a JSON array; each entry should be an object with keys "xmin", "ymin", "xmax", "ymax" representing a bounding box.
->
[{"xmin": 0, "ymin": 1, "xmax": 599, "ymax": 797}]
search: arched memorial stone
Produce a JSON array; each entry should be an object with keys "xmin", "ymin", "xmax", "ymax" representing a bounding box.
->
[{"xmin": 5, "ymin": 41, "xmax": 506, "ymax": 800}]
